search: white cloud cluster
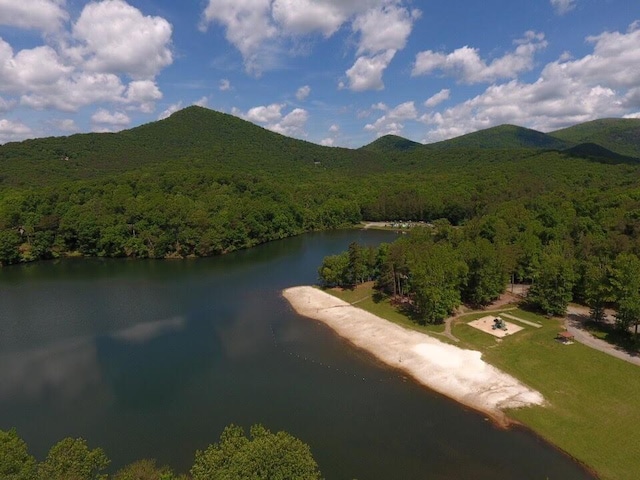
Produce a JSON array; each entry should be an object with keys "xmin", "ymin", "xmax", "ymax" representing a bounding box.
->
[
  {"xmin": 0, "ymin": 118, "xmax": 32, "ymax": 144},
  {"xmin": 91, "ymin": 108, "xmax": 130, "ymax": 131},
  {"xmin": 296, "ymin": 85, "xmax": 311, "ymax": 101},
  {"xmin": 0, "ymin": 0, "xmax": 173, "ymax": 142},
  {"xmin": 412, "ymin": 31, "xmax": 547, "ymax": 84},
  {"xmin": 0, "ymin": 0, "xmax": 68, "ymax": 32},
  {"xmin": 200, "ymin": 0, "xmax": 419, "ymax": 90},
  {"xmin": 420, "ymin": 23, "xmax": 640, "ymax": 142},
  {"xmin": 424, "ymin": 89, "xmax": 450, "ymax": 108},
  {"xmin": 232, "ymin": 103, "xmax": 309, "ymax": 138},
  {"xmin": 551, "ymin": 0, "xmax": 577, "ymax": 15},
  {"xmin": 365, "ymin": 101, "xmax": 418, "ymax": 137}
]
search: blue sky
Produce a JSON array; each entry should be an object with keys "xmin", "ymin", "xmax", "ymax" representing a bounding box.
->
[{"xmin": 0, "ymin": 0, "xmax": 638, "ymax": 147}]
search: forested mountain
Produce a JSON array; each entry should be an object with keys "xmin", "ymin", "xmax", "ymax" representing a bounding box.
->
[
  {"xmin": 1, "ymin": 107, "xmax": 640, "ymax": 270},
  {"xmin": 425, "ymin": 124, "xmax": 571, "ymax": 150},
  {"xmin": 550, "ymin": 118, "xmax": 640, "ymax": 158}
]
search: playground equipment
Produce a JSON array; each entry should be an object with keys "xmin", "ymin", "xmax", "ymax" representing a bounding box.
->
[{"xmin": 492, "ymin": 317, "xmax": 508, "ymax": 331}]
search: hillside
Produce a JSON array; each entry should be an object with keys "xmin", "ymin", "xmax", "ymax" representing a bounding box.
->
[
  {"xmin": 426, "ymin": 124, "xmax": 571, "ymax": 150},
  {"xmin": 0, "ymin": 106, "xmax": 383, "ymax": 187},
  {"xmin": 550, "ymin": 118, "xmax": 640, "ymax": 158},
  {"xmin": 360, "ymin": 134, "xmax": 421, "ymax": 153}
]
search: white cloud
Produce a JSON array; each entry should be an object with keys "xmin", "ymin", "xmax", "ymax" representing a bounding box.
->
[
  {"xmin": 158, "ymin": 102, "xmax": 182, "ymax": 120},
  {"xmin": 49, "ymin": 118, "xmax": 77, "ymax": 132},
  {"xmin": 0, "ymin": 0, "xmax": 68, "ymax": 32},
  {"xmin": 365, "ymin": 100, "xmax": 417, "ymax": 137},
  {"xmin": 296, "ymin": 85, "xmax": 311, "ymax": 101},
  {"xmin": 91, "ymin": 108, "xmax": 130, "ymax": 128},
  {"xmin": 200, "ymin": 0, "xmax": 276, "ymax": 75},
  {"xmin": 551, "ymin": 0, "xmax": 576, "ymax": 15},
  {"xmin": 124, "ymin": 80, "xmax": 162, "ymax": 112},
  {"xmin": 0, "ymin": 1, "xmax": 173, "ymax": 115},
  {"xmin": 245, "ymin": 103, "xmax": 285, "ymax": 123},
  {"xmin": 233, "ymin": 103, "xmax": 308, "ymax": 137},
  {"xmin": 73, "ymin": 0, "xmax": 173, "ymax": 79},
  {"xmin": 320, "ymin": 137, "xmax": 334, "ymax": 146},
  {"xmin": 345, "ymin": 49, "xmax": 396, "ymax": 92},
  {"xmin": 0, "ymin": 118, "xmax": 32, "ymax": 144},
  {"xmin": 424, "ymin": 89, "xmax": 450, "ymax": 108},
  {"xmin": 201, "ymin": 0, "xmax": 419, "ymax": 82},
  {"xmin": 0, "ymin": 95, "xmax": 16, "ymax": 113},
  {"xmin": 623, "ymin": 112, "xmax": 640, "ymax": 119},
  {"xmin": 412, "ymin": 31, "xmax": 547, "ymax": 84},
  {"xmin": 219, "ymin": 79, "xmax": 231, "ymax": 91},
  {"xmin": 329, "ymin": 124, "xmax": 340, "ymax": 132},
  {"xmin": 194, "ymin": 96, "xmax": 210, "ymax": 107}
]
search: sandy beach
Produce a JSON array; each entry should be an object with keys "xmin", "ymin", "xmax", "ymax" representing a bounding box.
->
[{"xmin": 282, "ymin": 286, "xmax": 544, "ymax": 425}]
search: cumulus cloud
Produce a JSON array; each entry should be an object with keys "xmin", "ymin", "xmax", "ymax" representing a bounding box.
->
[
  {"xmin": 91, "ymin": 108, "xmax": 130, "ymax": 129},
  {"xmin": 73, "ymin": 0, "xmax": 173, "ymax": 79},
  {"xmin": 296, "ymin": 85, "xmax": 311, "ymax": 101},
  {"xmin": 219, "ymin": 79, "xmax": 231, "ymax": 91},
  {"xmin": 365, "ymin": 100, "xmax": 417, "ymax": 137},
  {"xmin": 200, "ymin": 0, "xmax": 419, "ymax": 83},
  {"xmin": 345, "ymin": 49, "xmax": 396, "ymax": 92},
  {"xmin": 0, "ymin": 95, "xmax": 16, "ymax": 113},
  {"xmin": 551, "ymin": 0, "xmax": 576, "ymax": 15},
  {"xmin": 413, "ymin": 31, "xmax": 547, "ymax": 84},
  {"xmin": 424, "ymin": 89, "xmax": 450, "ymax": 108},
  {"xmin": 158, "ymin": 102, "xmax": 182, "ymax": 120},
  {"xmin": 0, "ymin": 1, "xmax": 173, "ymax": 116},
  {"xmin": 320, "ymin": 137, "xmax": 334, "ymax": 146},
  {"xmin": 193, "ymin": 96, "xmax": 209, "ymax": 107},
  {"xmin": 233, "ymin": 103, "xmax": 309, "ymax": 137},
  {"xmin": 420, "ymin": 23, "xmax": 640, "ymax": 142},
  {"xmin": 49, "ymin": 118, "xmax": 77, "ymax": 132},
  {"xmin": 329, "ymin": 124, "xmax": 340, "ymax": 133},
  {"xmin": 0, "ymin": 0, "xmax": 68, "ymax": 32},
  {"xmin": 0, "ymin": 118, "xmax": 32, "ymax": 144}
]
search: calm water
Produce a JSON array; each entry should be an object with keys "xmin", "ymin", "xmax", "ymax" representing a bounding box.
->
[{"xmin": 0, "ymin": 230, "xmax": 593, "ymax": 479}]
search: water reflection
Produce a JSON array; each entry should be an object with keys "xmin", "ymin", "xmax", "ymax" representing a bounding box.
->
[{"xmin": 111, "ymin": 317, "xmax": 186, "ymax": 344}]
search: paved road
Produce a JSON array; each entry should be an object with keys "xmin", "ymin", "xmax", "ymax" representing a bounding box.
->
[{"xmin": 565, "ymin": 306, "xmax": 640, "ymax": 367}]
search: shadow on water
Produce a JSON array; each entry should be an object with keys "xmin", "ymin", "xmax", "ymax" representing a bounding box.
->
[{"xmin": 0, "ymin": 230, "xmax": 595, "ymax": 479}]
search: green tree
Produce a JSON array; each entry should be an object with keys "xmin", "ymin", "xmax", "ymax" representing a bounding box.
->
[
  {"xmin": 191, "ymin": 424, "xmax": 322, "ymax": 480},
  {"xmin": 0, "ymin": 429, "xmax": 37, "ymax": 480},
  {"xmin": 583, "ymin": 258, "xmax": 614, "ymax": 323},
  {"xmin": 408, "ymin": 243, "xmax": 467, "ymax": 324},
  {"xmin": 461, "ymin": 238, "xmax": 508, "ymax": 306},
  {"xmin": 347, "ymin": 242, "xmax": 367, "ymax": 285},
  {"xmin": 112, "ymin": 459, "xmax": 185, "ymax": 480},
  {"xmin": 318, "ymin": 252, "xmax": 349, "ymax": 287},
  {"xmin": 527, "ymin": 244, "xmax": 576, "ymax": 316},
  {"xmin": 611, "ymin": 253, "xmax": 640, "ymax": 335},
  {"xmin": 37, "ymin": 437, "xmax": 109, "ymax": 480}
]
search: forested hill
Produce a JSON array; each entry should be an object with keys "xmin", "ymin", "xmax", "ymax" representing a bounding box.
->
[
  {"xmin": 550, "ymin": 118, "xmax": 640, "ymax": 158},
  {"xmin": 0, "ymin": 106, "xmax": 383, "ymax": 188},
  {"xmin": 1, "ymin": 106, "xmax": 640, "ymax": 265}
]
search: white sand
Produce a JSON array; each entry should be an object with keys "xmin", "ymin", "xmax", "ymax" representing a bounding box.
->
[{"xmin": 283, "ymin": 286, "xmax": 544, "ymax": 424}]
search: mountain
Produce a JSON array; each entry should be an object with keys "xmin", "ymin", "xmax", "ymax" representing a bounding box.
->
[
  {"xmin": 426, "ymin": 124, "xmax": 571, "ymax": 150},
  {"xmin": 360, "ymin": 134, "xmax": 421, "ymax": 153},
  {"xmin": 0, "ymin": 106, "xmax": 382, "ymax": 187},
  {"xmin": 550, "ymin": 118, "xmax": 640, "ymax": 158},
  {"xmin": 562, "ymin": 142, "xmax": 639, "ymax": 164}
]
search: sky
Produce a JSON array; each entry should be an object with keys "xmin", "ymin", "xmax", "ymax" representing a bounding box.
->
[{"xmin": 0, "ymin": 0, "xmax": 638, "ymax": 147}]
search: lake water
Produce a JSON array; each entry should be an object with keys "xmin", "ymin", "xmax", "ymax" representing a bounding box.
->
[{"xmin": 0, "ymin": 230, "xmax": 593, "ymax": 479}]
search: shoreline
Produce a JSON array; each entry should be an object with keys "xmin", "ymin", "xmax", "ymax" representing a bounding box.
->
[{"xmin": 282, "ymin": 286, "xmax": 545, "ymax": 427}]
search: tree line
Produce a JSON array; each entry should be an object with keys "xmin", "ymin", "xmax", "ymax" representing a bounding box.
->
[{"xmin": 0, "ymin": 425, "xmax": 322, "ymax": 480}]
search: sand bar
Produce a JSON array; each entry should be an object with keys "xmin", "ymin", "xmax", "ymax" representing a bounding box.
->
[{"xmin": 283, "ymin": 286, "xmax": 544, "ymax": 424}]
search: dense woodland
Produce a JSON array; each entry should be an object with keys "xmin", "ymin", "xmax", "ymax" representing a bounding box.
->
[
  {"xmin": 2, "ymin": 106, "xmax": 640, "ymax": 335},
  {"xmin": 0, "ymin": 425, "xmax": 322, "ymax": 480}
]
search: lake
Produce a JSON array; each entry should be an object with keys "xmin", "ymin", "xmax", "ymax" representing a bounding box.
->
[{"xmin": 0, "ymin": 230, "xmax": 593, "ymax": 479}]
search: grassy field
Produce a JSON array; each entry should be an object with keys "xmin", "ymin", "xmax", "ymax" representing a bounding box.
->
[{"xmin": 327, "ymin": 283, "xmax": 640, "ymax": 480}]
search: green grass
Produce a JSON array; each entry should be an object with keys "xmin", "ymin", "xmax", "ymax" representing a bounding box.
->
[{"xmin": 327, "ymin": 284, "xmax": 640, "ymax": 480}]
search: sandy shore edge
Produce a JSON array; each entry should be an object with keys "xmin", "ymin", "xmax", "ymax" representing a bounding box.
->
[{"xmin": 283, "ymin": 286, "xmax": 544, "ymax": 425}]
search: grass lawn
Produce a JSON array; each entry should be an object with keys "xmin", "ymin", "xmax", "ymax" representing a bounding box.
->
[{"xmin": 326, "ymin": 283, "xmax": 640, "ymax": 480}]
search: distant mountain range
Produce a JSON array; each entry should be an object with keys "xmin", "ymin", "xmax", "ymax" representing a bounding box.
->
[
  {"xmin": 363, "ymin": 118, "xmax": 640, "ymax": 163},
  {"xmin": 1, "ymin": 106, "xmax": 639, "ymax": 188}
]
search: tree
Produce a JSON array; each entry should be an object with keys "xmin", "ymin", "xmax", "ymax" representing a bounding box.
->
[
  {"xmin": 408, "ymin": 243, "xmax": 467, "ymax": 324},
  {"xmin": 112, "ymin": 459, "xmax": 185, "ymax": 480},
  {"xmin": 347, "ymin": 242, "xmax": 367, "ymax": 285},
  {"xmin": 583, "ymin": 258, "xmax": 614, "ymax": 323},
  {"xmin": 37, "ymin": 437, "xmax": 109, "ymax": 480},
  {"xmin": 0, "ymin": 429, "xmax": 37, "ymax": 480},
  {"xmin": 611, "ymin": 253, "xmax": 640, "ymax": 335},
  {"xmin": 318, "ymin": 252, "xmax": 349, "ymax": 287},
  {"xmin": 461, "ymin": 238, "xmax": 508, "ymax": 307},
  {"xmin": 190, "ymin": 424, "xmax": 322, "ymax": 480},
  {"xmin": 527, "ymin": 243, "xmax": 576, "ymax": 316}
]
